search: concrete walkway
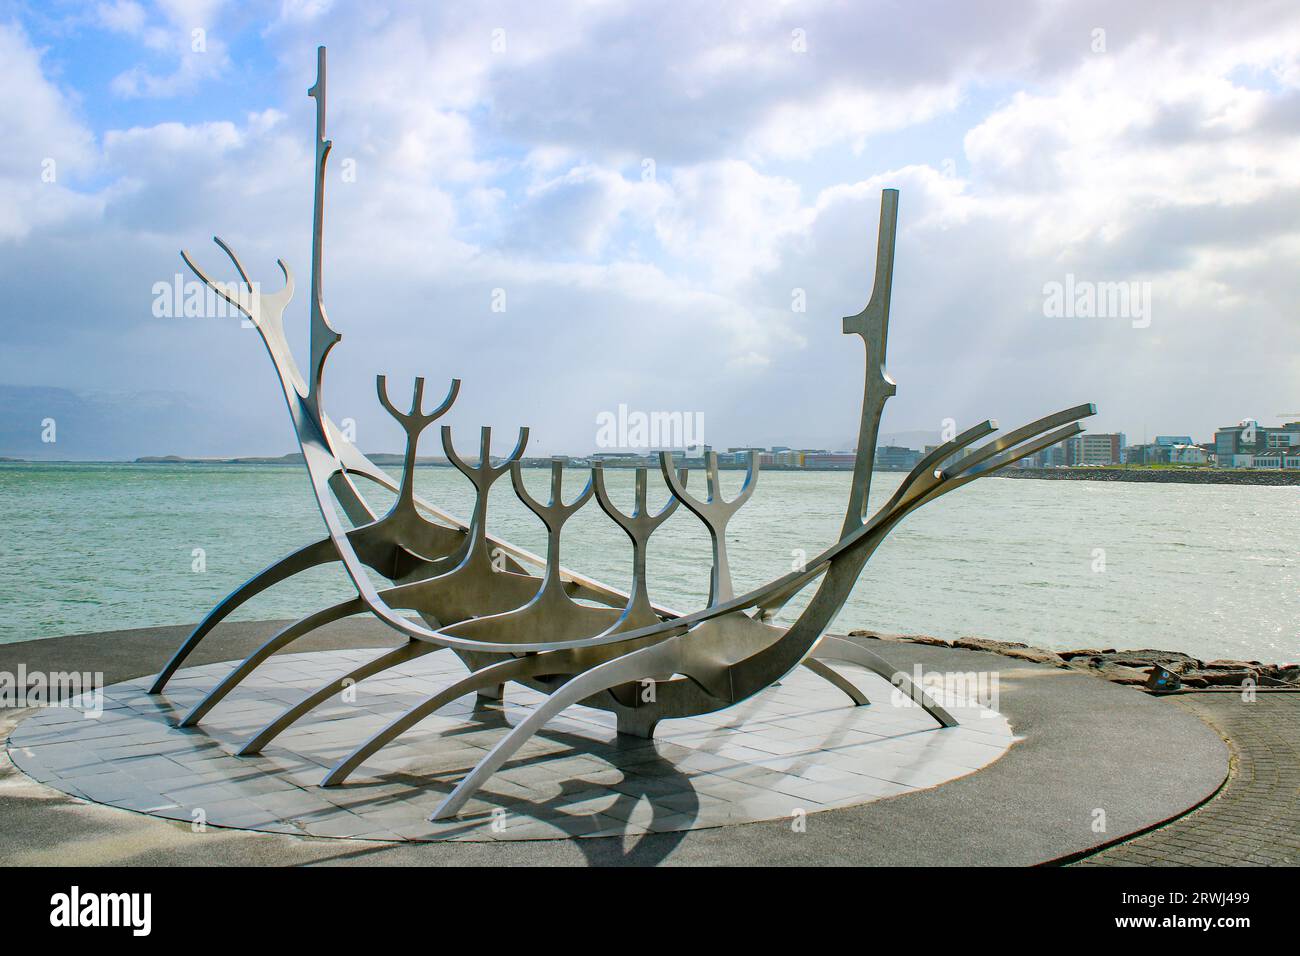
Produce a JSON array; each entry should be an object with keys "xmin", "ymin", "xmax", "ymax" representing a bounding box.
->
[{"xmin": 1074, "ymin": 693, "xmax": 1299, "ymax": 867}]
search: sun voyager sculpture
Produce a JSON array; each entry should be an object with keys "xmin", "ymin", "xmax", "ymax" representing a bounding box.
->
[{"xmin": 150, "ymin": 48, "xmax": 1095, "ymax": 821}]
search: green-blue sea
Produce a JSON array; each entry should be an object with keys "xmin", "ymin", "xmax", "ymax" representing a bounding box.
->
[{"xmin": 0, "ymin": 462, "xmax": 1295, "ymax": 663}]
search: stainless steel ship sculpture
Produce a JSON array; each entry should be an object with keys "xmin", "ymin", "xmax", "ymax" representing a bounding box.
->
[{"xmin": 151, "ymin": 48, "xmax": 1095, "ymax": 820}]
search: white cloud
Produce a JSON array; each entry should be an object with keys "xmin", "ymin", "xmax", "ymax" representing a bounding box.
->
[
  {"xmin": 4, "ymin": 1, "xmax": 1300, "ymax": 456},
  {"xmin": 107, "ymin": 0, "xmax": 231, "ymax": 98},
  {"xmin": 0, "ymin": 24, "xmax": 102, "ymax": 242},
  {"xmin": 96, "ymin": 1, "xmax": 148, "ymax": 34}
]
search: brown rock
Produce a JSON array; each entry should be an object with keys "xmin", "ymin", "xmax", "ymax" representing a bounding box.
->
[
  {"xmin": 1183, "ymin": 669, "xmax": 1258, "ymax": 687},
  {"xmin": 844, "ymin": 630, "xmax": 952, "ymax": 648},
  {"xmin": 1111, "ymin": 649, "xmax": 1201, "ymax": 665},
  {"xmin": 1066, "ymin": 658, "xmax": 1151, "ymax": 684},
  {"xmin": 999, "ymin": 646, "xmax": 1068, "ymax": 666},
  {"xmin": 1204, "ymin": 659, "xmax": 1262, "ymax": 670},
  {"xmin": 1069, "ymin": 649, "xmax": 1203, "ymax": 670},
  {"xmin": 1059, "ymin": 648, "xmax": 1118, "ymax": 660},
  {"xmin": 847, "ymin": 630, "xmax": 905, "ymax": 642},
  {"xmin": 953, "ymin": 637, "xmax": 1029, "ymax": 652},
  {"xmin": 951, "ymin": 637, "xmax": 1064, "ymax": 666}
]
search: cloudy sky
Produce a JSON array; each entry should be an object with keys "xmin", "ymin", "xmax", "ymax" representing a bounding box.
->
[{"xmin": 1, "ymin": 0, "xmax": 1298, "ymax": 459}]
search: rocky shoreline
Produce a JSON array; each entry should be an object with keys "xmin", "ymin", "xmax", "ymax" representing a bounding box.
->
[
  {"xmin": 848, "ymin": 630, "xmax": 1300, "ymax": 693},
  {"xmin": 1001, "ymin": 467, "xmax": 1300, "ymax": 486}
]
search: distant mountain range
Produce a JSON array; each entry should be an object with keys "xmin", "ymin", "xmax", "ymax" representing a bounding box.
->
[{"xmin": 0, "ymin": 384, "xmax": 279, "ymax": 461}]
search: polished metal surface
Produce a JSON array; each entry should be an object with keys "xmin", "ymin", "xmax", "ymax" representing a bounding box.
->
[{"xmin": 151, "ymin": 46, "xmax": 1097, "ymax": 821}]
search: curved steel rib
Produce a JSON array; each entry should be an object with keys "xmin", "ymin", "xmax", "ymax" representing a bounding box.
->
[
  {"xmin": 178, "ymin": 597, "xmax": 365, "ymax": 727},
  {"xmin": 430, "ymin": 638, "xmax": 684, "ymax": 819},
  {"xmin": 320, "ymin": 654, "xmax": 550, "ymax": 786},
  {"xmin": 149, "ymin": 537, "xmax": 336, "ymax": 694},
  {"xmin": 811, "ymin": 635, "xmax": 955, "ymax": 727},
  {"xmin": 801, "ymin": 657, "xmax": 870, "ymax": 706},
  {"xmin": 238, "ymin": 640, "xmax": 438, "ymax": 755},
  {"xmin": 316, "ymin": 459, "xmax": 629, "ymax": 782}
]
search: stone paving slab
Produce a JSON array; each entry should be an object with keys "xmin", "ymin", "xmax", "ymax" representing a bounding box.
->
[{"xmin": 7, "ymin": 648, "xmax": 1012, "ymax": 841}]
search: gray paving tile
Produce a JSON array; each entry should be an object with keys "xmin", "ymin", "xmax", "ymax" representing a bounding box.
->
[{"xmin": 9, "ymin": 648, "xmax": 1013, "ymax": 843}]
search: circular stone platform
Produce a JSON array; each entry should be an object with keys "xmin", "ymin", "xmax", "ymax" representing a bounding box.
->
[{"xmin": 8, "ymin": 648, "xmax": 1013, "ymax": 842}]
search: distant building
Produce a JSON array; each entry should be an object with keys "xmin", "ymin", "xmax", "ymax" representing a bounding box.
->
[
  {"xmin": 1132, "ymin": 441, "xmax": 1208, "ymax": 465},
  {"xmin": 874, "ymin": 446, "xmax": 920, "ymax": 471},
  {"xmin": 1170, "ymin": 444, "xmax": 1207, "ymax": 465},
  {"xmin": 715, "ymin": 449, "xmax": 755, "ymax": 466},
  {"xmin": 1154, "ymin": 435, "xmax": 1194, "ymax": 447},
  {"xmin": 1213, "ymin": 419, "xmax": 1300, "ymax": 468},
  {"xmin": 1068, "ymin": 433, "xmax": 1126, "ymax": 466},
  {"xmin": 1027, "ymin": 442, "xmax": 1071, "ymax": 467},
  {"xmin": 1252, "ymin": 448, "xmax": 1300, "ymax": 469},
  {"xmin": 804, "ymin": 452, "xmax": 857, "ymax": 470},
  {"xmin": 759, "ymin": 450, "xmax": 805, "ymax": 468}
]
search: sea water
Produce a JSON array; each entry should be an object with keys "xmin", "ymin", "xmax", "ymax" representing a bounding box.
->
[{"xmin": 0, "ymin": 462, "xmax": 1295, "ymax": 663}]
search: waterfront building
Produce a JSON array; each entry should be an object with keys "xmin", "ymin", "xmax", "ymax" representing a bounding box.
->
[
  {"xmin": 1067, "ymin": 432, "xmax": 1126, "ymax": 466},
  {"xmin": 591, "ymin": 452, "xmax": 648, "ymax": 467},
  {"xmin": 874, "ymin": 446, "xmax": 921, "ymax": 471},
  {"xmin": 1213, "ymin": 419, "xmax": 1300, "ymax": 468},
  {"xmin": 1252, "ymin": 448, "xmax": 1300, "ymax": 468},
  {"xmin": 1170, "ymin": 444, "xmax": 1208, "ymax": 465},
  {"xmin": 1125, "ymin": 443, "xmax": 1161, "ymax": 465},
  {"xmin": 759, "ymin": 450, "xmax": 805, "ymax": 468},
  {"xmin": 1027, "ymin": 442, "xmax": 1071, "ymax": 467},
  {"xmin": 804, "ymin": 452, "xmax": 857, "ymax": 470},
  {"xmin": 1125, "ymin": 442, "xmax": 1205, "ymax": 465}
]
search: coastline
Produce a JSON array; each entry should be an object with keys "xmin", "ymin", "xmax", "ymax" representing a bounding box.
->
[
  {"xmin": 7, "ymin": 457, "xmax": 1299, "ymax": 483},
  {"xmin": 999, "ymin": 466, "xmax": 1300, "ymax": 486},
  {"xmin": 848, "ymin": 630, "xmax": 1299, "ymax": 690}
]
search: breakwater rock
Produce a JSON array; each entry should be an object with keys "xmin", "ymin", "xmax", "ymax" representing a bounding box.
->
[
  {"xmin": 847, "ymin": 630, "xmax": 1300, "ymax": 692},
  {"xmin": 1000, "ymin": 467, "xmax": 1300, "ymax": 486}
]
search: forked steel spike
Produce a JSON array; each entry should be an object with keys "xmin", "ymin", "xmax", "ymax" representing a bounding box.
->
[
  {"xmin": 659, "ymin": 450, "xmax": 758, "ymax": 604},
  {"xmin": 376, "ymin": 375, "xmax": 461, "ymax": 515},
  {"xmin": 439, "ymin": 425, "xmax": 530, "ymax": 570},
  {"xmin": 508, "ymin": 458, "xmax": 593, "ymax": 593},
  {"xmin": 376, "ymin": 375, "xmax": 461, "ymax": 432},
  {"xmin": 592, "ymin": 463, "xmax": 684, "ymax": 624},
  {"xmin": 510, "ymin": 458, "xmax": 593, "ymax": 530},
  {"xmin": 442, "ymin": 425, "xmax": 530, "ymax": 486}
]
